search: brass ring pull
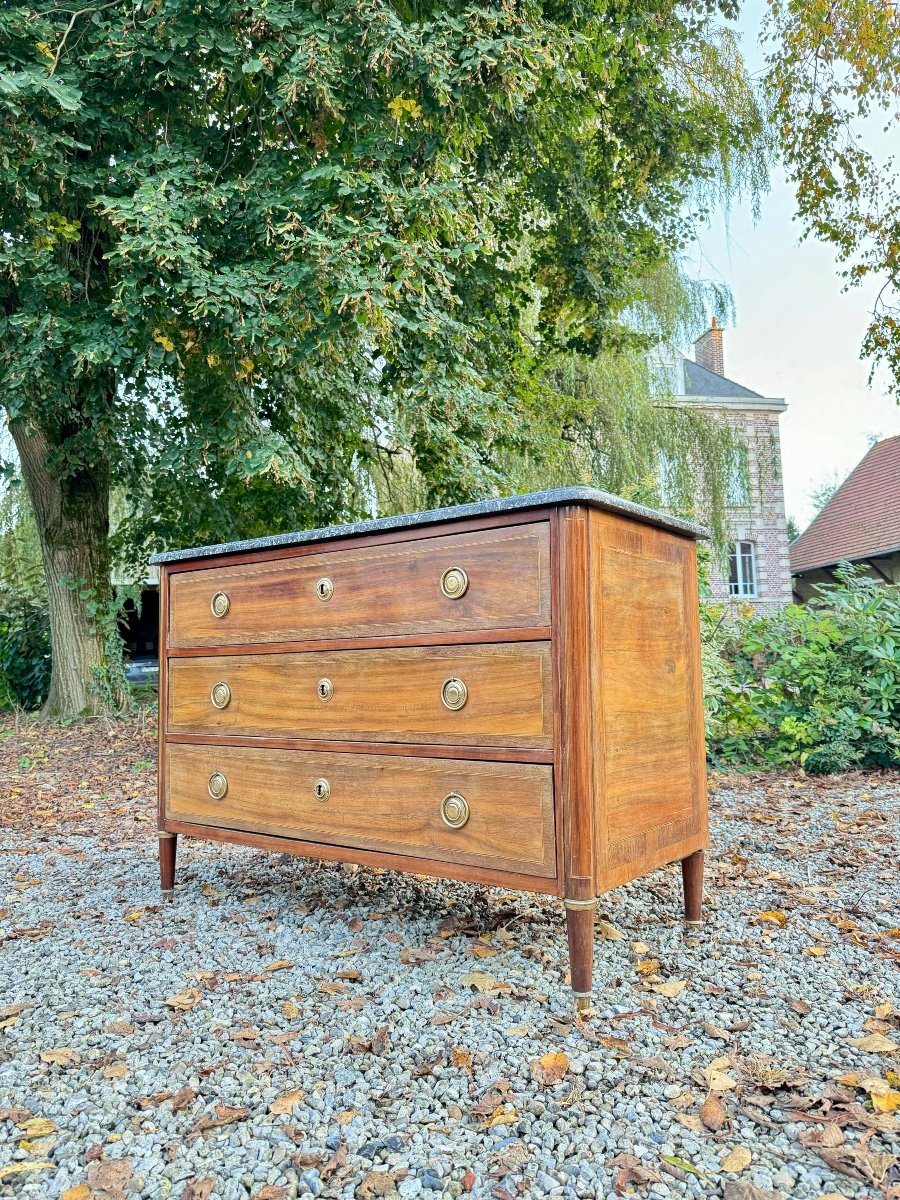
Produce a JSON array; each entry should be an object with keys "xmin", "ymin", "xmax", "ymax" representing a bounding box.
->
[
  {"xmin": 313, "ymin": 778, "xmax": 331, "ymax": 803},
  {"xmin": 210, "ymin": 591, "xmax": 230, "ymax": 618},
  {"xmin": 210, "ymin": 681, "xmax": 231, "ymax": 710},
  {"xmin": 315, "ymin": 577, "xmax": 334, "ymax": 602},
  {"xmin": 207, "ymin": 771, "xmax": 228, "ymax": 801},
  {"xmin": 440, "ymin": 566, "xmax": 469, "ymax": 600},
  {"xmin": 441, "ymin": 677, "xmax": 468, "ymax": 711},
  {"xmin": 440, "ymin": 792, "xmax": 469, "ymax": 829},
  {"xmin": 317, "ymin": 677, "xmax": 334, "ymax": 703}
]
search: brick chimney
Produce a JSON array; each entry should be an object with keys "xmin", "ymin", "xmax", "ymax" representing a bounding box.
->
[{"xmin": 694, "ymin": 316, "xmax": 724, "ymax": 376}]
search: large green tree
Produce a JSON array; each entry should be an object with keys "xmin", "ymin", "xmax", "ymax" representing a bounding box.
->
[
  {"xmin": 2, "ymin": 0, "xmax": 762, "ymax": 715},
  {"xmin": 766, "ymin": 0, "xmax": 900, "ymax": 394}
]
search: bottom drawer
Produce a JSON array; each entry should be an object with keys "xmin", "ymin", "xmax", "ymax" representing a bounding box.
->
[{"xmin": 164, "ymin": 743, "xmax": 556, "ymax": 879}]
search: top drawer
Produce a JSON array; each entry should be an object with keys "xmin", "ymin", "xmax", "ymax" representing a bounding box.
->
[{"xmin": 168, "ymin": 523, "xmax": 551, "ymax": 648}]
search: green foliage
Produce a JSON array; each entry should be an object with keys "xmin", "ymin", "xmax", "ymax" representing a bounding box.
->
[
  {"xmin": 705, "ymin": 569, "xmax": 900, "ymax": 772},
  {"xmin": 0, "ymin": 602, "xmax": 52, "ymax": 710},
  {"xmin": 765, "ymin": 0, "xmax": 900, "ymax": 398},
  {"xmin": 0, "ymin": 481, "xmax": 45, "ymax": 605},
  {"xmin": 2, "ymin": 0, "xmax": 768, "ymax": 565}
]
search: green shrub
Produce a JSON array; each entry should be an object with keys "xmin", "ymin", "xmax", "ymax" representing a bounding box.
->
[
  {"xmin": 0, "ymin": 602, "xmax": 52, "ymax": 711},
  {"xmin": 704, "ymin": 567, "xmax": 900, "ymax": 772}
]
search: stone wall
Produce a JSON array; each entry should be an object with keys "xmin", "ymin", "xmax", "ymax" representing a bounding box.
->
[{"xmin": 707, "ymin": 408, "xmax": 794, "ymax": 613}]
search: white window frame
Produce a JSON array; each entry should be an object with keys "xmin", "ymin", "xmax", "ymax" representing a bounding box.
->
[{"xmin": 729, "ymin": 541, "xmax": 758, "ymax": 598}]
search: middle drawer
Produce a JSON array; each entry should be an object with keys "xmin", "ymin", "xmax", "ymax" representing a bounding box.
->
[{"xmin": 167, "ymin": 643, "xmax": 553, "ymax": 747}]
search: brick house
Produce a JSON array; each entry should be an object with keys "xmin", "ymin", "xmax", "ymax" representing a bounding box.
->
[
  {"xmin": 790, "ymin": 434, "xmax": 900, "ymax": 601},
  {"xmin": 674, "ymin": 320, "xmax": 794, "ymax": 612}
]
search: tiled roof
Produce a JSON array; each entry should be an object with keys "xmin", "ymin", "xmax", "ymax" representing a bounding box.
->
[
  {"xmin": 681, "ymin": 358, "xmax": 763, "ymax": 399},
  {"xmin": 790, "ymin": 435, "xmax": 900, "ymax": 573}
]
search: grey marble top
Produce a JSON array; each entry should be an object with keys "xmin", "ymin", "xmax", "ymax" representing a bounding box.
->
[{"xmin": 149, "ymin": 487, "xmax": 707, "ymax": 565}]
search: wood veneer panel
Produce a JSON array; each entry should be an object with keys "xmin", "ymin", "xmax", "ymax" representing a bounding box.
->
[
  {"xmin": 167, "ymin": 643, "xmax": 553, "ymax": 747},
  {"xmin": 161, "ymin": 818, "xmax": 561, "ymax": 895},
  {"xmin": 165, "ymin": 733, "xmax": 553, "ymax": 764},
  {"xmin": 169, "ymin": 523, "xmax": 550, "ymax": 647},
  {"xmin": 589, "ymin": 511, "xmax": 707, "ymax": 890},
  {"xmin": 555, "ymin": 507, "xmax": 596, "ymax": 904},
  {"xmin": 165, "ymin": 743, "xmax": 556, "ymax": 878}
]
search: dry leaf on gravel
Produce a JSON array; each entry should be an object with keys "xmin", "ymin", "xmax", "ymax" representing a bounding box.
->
[
  {"xmin": 756, "ymin": 911, "xmax": 787, "ymax": 927},
  {"xmin": 39, "ymin": 1047, "xmax": 80, "ymax": 1066},
  {"xmin": 171, "ymin": 1086, "xmax": 197, "ymax": 1112},
  {"xmin": 87, "ymin": 1158, "xmax": 133, "ymax": 1200},
  {"xmin": 188, "ymin": 1103, "xmax": 250, "ymax": 1138},
  {"xmin": 722, "ymin": 1183, "xmax": 781, "ymax": 1200},
  {"xmin": 650, "ymin": 980, "xmax": 688, "ymax": 998},
  {"xmin": 596, "ymin": 919, "xmax": 624, "ymax": 940},
  {"xmin": 269, "ymin": 1089, "xmax": 303, "ymax": 1116},
  {"xmin": 254, "ymin": 1187, "xmax": 288, "ymax": 1200},
  {"xmin": 61, "ymin": 1186, "xmax": 90, "ymax": 1200},
  {"xmin": 451, "ymin": 1046, "xmax": 473, "ymax": 1073},
  {"xmin": 720, "ymin": 1146, "xmax": 752, "ymax": 1173},
  {"xmin": 18, "ymin": 1117, "xmax": 55, "ymax": 1136},
  {"xmin": 607, "ymin": 1153, "xmax": 660, "ymax": 1195},
  {"xmin": 181, "ymin": 1181, "xmax": 215, "ymax": 1200},
  {"xmin": 798, "ymin": 1124, "xmax": 844, "ymax": 1149},
  {"xmin": 0, "ymin": 1163, "xmax": 55, "ymax": 1181},
  {"xmin": 700, "ymin": 1093, "xmax": 727, "ymax": 1131},
  {"xmin": 848, "ymin": 1033, "xmax": 899, "ymax": 1053},
  {"xmin": 356, "ymin": 1171, "xmax": 398, "ymax": 1198},
  {"xmin": 459, "ymin": 971, "xmax": 511, "ymax": 995},
  {"xmin": 530, "ymin": 1051, "xmax": 569, "ymax": 1086},
  {"xmin": 164, "ymin": 988, "xmax": 202, "ymax": 1010}
]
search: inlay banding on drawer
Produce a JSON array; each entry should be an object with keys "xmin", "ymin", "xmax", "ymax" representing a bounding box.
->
[
  {"xmin": 167, "ymin": 643, "xmax": 553, "ymax": 747},
  {"xmin": 165, "ymin": 743, "xmax": 556, "ymax": 878},
  {"xmin": 168, "ymin": 523, "xmax": 550, "ymax": 648}
]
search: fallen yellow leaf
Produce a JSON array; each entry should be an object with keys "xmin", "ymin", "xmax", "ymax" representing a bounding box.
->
[
  {"xmin": 757, "ymin": 910, "xmax": 788, "ymax": 927},
  {"xmin": 17, "ymin": 1118, "xmax": 55, "ymax": 1137},
  {"xmin": 720, "ymin": 1146, "xmax": 752, "ymax": 1173},
  {"xmin": 269, "ymin": 1088, "xmax": 304, "ymax": 1115},
  {"xmin": 62, "ymin": 1186, "xmax": 90, "ymax": 1200},
  {"xmin": 849, "ymin": 1033, "xmax": 900, "ymax": 1054},
  {"xmin": 263, "ymin": 960, "xmax": 294, "ymax": 973},
  {"xmin": 0, "ymin": 1163, "xmax": 54, "ymax": 1181},
  {"xmin": 18, "ymin": 1137, "xmax": 55, "ymax": 1155},
  {"xmin": 650, "ymin": 980, "xmax": 688, "ymax": 998},
  {"xmin": 530, "ymin": 1051, "xmax": 570, "ymax": 1085},
  {"xmin": 282, "ymin": 1000, "xmax": 300, "ymax": 1020},
  {"xmin": 39, "ymin": 1047, "xmax": 80, "ymax": 1067},
  {"xmin": 597, "ymin": 919, "xmax": 624, "ymax": 940},
  {"xmin": 486, "ymin": 1105, "xmax": 519, "ymax": 1127},
  {"xmin": 164, "ymin": 988, "xmax": 202, "ymax": 1010},
  {"xmin": 459, "ymin": 971, "xmax": 511, "ymax": 995},
  {"xmin": 806, "ymin": 946, "xmax": 827, "ymax": 957}
]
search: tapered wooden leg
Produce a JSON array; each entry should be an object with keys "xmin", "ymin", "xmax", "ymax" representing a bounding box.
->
[
  {"xmin": 681, "ymin": 849, "xmax": 704, "ymax": 925},
  {"xmin": 565, "ymin": 900, "xmax": 595, "ymax": 1011},
  {"xmin": 159, "ymin": 831, "xmax": 177, "ymax": 900}
]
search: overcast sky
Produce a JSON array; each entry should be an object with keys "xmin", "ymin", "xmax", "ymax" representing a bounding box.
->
[{"xmin": 685, "ymin": 4, "xmax": 899, "ymax": 531}]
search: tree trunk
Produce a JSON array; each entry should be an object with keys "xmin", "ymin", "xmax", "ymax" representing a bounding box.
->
[{"xmin": 10, "ymin": 418, "xmax": 116, "ymax": 717}]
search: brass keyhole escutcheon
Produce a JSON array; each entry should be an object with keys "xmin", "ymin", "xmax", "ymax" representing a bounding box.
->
[
  {"xmin": 314, "ymin": 778, "xmax": 331, "ymax": 803},
  {"xmin": 317, "ymin": 677, "xmax": 334, "ymax": 703},
  {"xmin": 211, "ymin": 591, "xmax": 230, "ymax": 618},
  {"xmin": 440, "ymin": 792, "xmax": 469, "ymax": 829},
  {"xmin": 440, "ymin": 566, "xmax": 469, "ymax": 600},
  {"xmin": 441, "ymin": 677, "xmax": 468, "ymax": 711},
  {"xmin": 315, "ymin": 577, "xmax": 334, "ymax": 602},
  {"xmin": 210, "ymin": 681, "xmax": 231, "ymax": 710},
  {"xmin": 208, "ymin": 771, "xmax": 228, "ymax": 801}
]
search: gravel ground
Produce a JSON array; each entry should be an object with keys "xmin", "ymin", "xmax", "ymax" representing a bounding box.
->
[{"xmin": 1, "ymin": 723, "xmax": 898, "ymax": 1200}]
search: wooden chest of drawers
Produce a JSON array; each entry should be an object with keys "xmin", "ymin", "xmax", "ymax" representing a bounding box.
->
[{"xmin": 151, "ymin": 489, "xmax": 708, "ymax": 1008}]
